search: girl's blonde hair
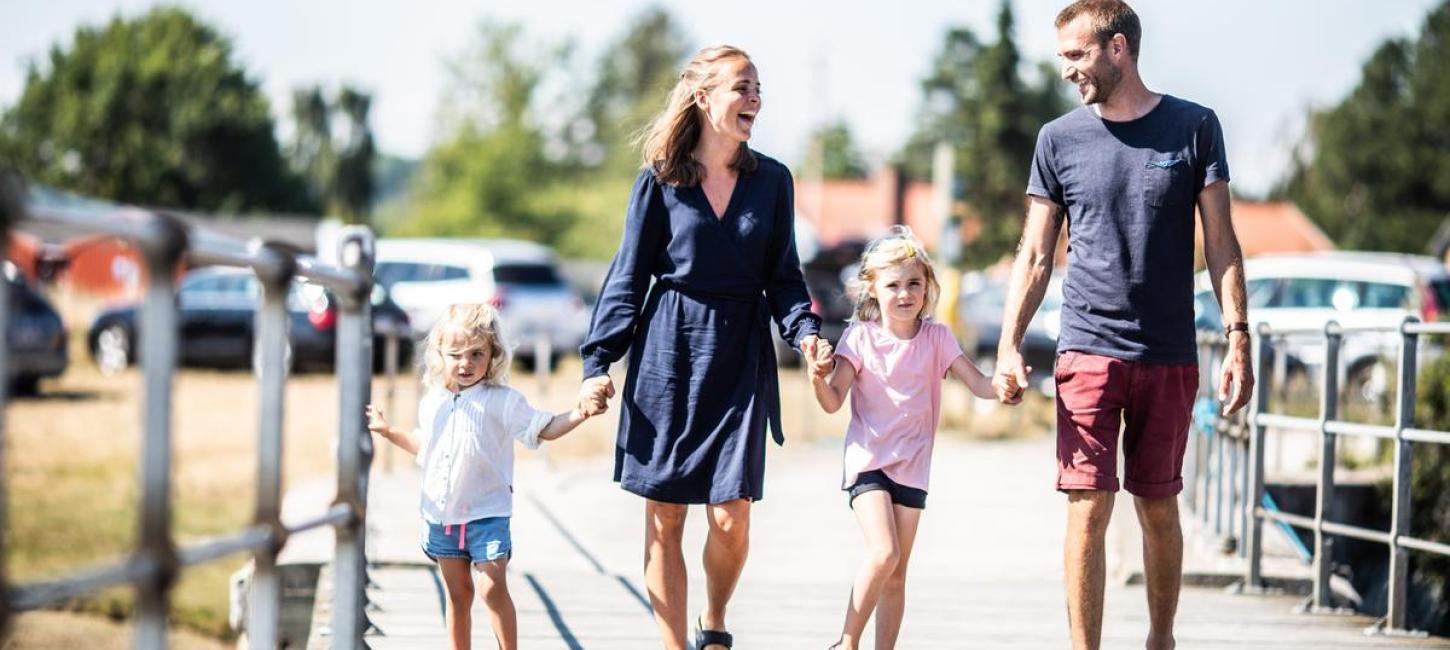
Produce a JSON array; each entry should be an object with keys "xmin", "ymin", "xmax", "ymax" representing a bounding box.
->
[
  {"xmin": 422, "ymin": 303, "xmax": 511, "ymax": 389},
  {"xmin": 851, "ymin": 226, "xmax": 941, "ymax": 323},
  {"xmin": 636, "ymin": 45, "xmax": 758, "ymax": 187}
]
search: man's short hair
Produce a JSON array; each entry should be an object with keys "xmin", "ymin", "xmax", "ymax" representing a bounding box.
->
[{"xmin": 1056, "ymin": 0, "xmax": 1141, "ymax": 61}]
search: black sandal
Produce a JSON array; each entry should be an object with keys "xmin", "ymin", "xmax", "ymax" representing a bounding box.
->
[{"xmin": 695, "ymin": 617, "xmax": 733, "ymax": 649}]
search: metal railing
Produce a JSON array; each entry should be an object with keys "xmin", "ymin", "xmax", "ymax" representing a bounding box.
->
[
  {"xmin": 1189, "ymin": 317, "xmax": 1450, "ymax": 637},
  {"xmin": 0, "ymin": 172, "xmax": 378, "ymax": 648}
]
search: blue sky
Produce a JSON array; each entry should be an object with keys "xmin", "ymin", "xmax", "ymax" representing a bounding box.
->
[{"xmin": 1, "ymin": 1, "xmax": 1440, "ymax": 196}]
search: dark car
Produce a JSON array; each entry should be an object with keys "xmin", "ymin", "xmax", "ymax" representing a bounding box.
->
[
  {"xmin": 5, "ymin": 262, "xmax": 67, "ymax": 395},
  {"xmin": 957, "ymin": 274, "xmax": 1062, "ymax": 393},
  {"xmin": 88, "ymin": 267, "xmax": 413, "ymax": 374},
  {"xmin": 773, "ymin": 241, "xmax": 864, "ymax": 367}
]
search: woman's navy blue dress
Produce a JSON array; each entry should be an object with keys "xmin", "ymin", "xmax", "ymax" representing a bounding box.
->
[{"xmin": 581, "ymin": 153, "xmax": 820, "ymax": 504}]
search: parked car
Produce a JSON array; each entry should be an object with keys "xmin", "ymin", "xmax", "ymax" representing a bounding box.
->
[
  {"xmin": 956, "ymin": 272, "xmax": 1064, "ymax": 393},
  {"xmin": 1193, "ymin": 252, "xmax": 1450, "ymax": 414},
  {"xmin": 88, "ymin": 266, "xmax": 413, "ymax": 374},
  {"xmin": 771, "ymin": 241, "xmax": 864, "ymax": 367},
  {"xmin": 374, "ymin": 238, "xmax": 588, "ymax": 368},
  {"xmin": 5, "ymin": 261, "xmax": 67, "ymax": 395}
]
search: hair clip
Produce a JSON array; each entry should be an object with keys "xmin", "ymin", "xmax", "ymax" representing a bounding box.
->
[{"xmin": 903, "ymin": 241, "xmax": 916, "ymax": 258}]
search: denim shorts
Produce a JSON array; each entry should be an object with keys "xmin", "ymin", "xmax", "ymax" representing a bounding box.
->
[
  {"xmin": 846, "ymin": 470, "xmax": 928, "ymax": 510},
  {"xmin": 421, "ymin": 516, "xmax": 512, "ymax": 564}
]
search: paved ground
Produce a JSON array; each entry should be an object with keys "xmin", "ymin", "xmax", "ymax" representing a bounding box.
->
[{"xmin": 286, "ymin": 434, "xmax": 1450, "ymax": 649}]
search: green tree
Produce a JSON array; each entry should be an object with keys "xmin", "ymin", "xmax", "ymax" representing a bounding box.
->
[
  {"xmin": 331, "ymin": 88, "xmax": 375, "ymax": 224},
  {"xmin": 1400, "ymin": 354, "xmax": 1450, "ymax": 633},
  {"xmin": 580, "ymin": 7, "xmax": 690, "ymax": 173},
  {"xmin": 1279, "ymin": 1, "xmax": 1450, "ymax": 253},
  {"xmin": 803, "ymin": 119, "xmax": 869, "ymax": 180},
  {"xmin": 399, "ymin": 22, "xmax": 575, "ymax": 243},
  {"xmin": 0, "ymin": 8, "xmax": 311, "ymax": 212},
  {"xmin": 899, "ymin": 1, "xmax": 1068, "ymax": 267},
  {"xmin": 288, "ymin": 85, "xmax": 376, "ymax": 224}
]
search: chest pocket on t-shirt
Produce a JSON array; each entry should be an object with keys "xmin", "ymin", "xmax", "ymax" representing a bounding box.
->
[{"xmin": 1142, "ymin": 158, "xmax": 1191, "ymax": 207}]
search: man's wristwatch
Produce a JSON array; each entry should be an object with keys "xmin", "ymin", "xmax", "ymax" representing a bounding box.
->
[{"xmin": 1225, "ymin": 321, "xmax": 1250, "ymax": 339}]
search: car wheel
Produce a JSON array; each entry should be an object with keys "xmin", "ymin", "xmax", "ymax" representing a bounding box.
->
[
  {"xmin": 96, "ymin": 323, "xmax": 131, "ymax": 376},
  {"xmin": 10, "ymin": 375, "xmax": 40, "ymax": 397}
]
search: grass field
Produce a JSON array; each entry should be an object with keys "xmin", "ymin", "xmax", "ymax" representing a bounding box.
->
[{"xmin": 3, "ymin": 353, "xmax": 1050, "ymax": 645}]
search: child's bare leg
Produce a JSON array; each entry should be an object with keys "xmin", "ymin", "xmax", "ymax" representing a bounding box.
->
[
  {"xmin": 834, "ymin": 490, "xmax": 899, "ymax": 650},
  {"xmin": 475, "ymin": 557, "xmax": 517, "ymax": 650},
  {"xmin": 438, "ymin": 558, "xmax": 475, "ymax": 650},
  {"xmin": 873, "ymin": 504, "xmax": 922, "ymax": 650}
]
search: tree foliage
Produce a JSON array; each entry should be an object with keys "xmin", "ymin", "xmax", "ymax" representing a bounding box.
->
[
  {"xmin": 0, "ymin": 7, "xmax": 311, "ymax": 213},
  {"xmin": 395, "ymin": 11, "xmax": 689, "ymax": 258},
  {"xmin": 288, "ymin": 84, "xmax": 376, "ymax": 223},
  {"xmin": 1279, "ymin": 1, "xmax": 1450, "ymax": 253},
  {"xmin": 397, "ymin": 22, "xmax": 575, "ymax": 244},
  {"xmin": 899, "ymin": 1, "xmax": 1069, "ymax": 267},
  {"xmin": 803, "ymin": 119, "xmax": 870, "ymax": 180}
]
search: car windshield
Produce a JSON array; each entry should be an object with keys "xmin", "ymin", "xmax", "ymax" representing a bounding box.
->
[
  {"xmin": 493, "ymin": 263, "xmax": 561, "ymax": 286},
  {"xmin": 374, "ymin": 262, "xmax": 469, "ymax": 289},
  {"xmin": 1276, "ymin": 278, "xmax": 1409, "ymax": 310}
]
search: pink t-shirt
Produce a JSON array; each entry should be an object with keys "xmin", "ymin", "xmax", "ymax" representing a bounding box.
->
[{"xmin": 835, "ymin": 319, "xmax": 964, "ymax": 491}]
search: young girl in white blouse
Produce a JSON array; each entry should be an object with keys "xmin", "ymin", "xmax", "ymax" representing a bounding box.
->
[{"xmin": 367, "ymin": 303, "xmax": 607, "ymax": 650}]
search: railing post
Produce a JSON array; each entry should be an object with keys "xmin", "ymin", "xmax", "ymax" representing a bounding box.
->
[
  {"xmin": 1387, "ymin": 317, "xmax": 1419, "ymax": 632},
  {"xmin": 1245, "ymin": 323, "xmax": 1273, "ymax": 589},
  {"xmin": 134, "ymin": 214, "xmax": 189, "ymax": 649},
  {"xmin": 332, "ymin": 227, "xmax": 375, "ymax": 648},
  {"xmin": 0, "ymin": 168, "xmax": 21, "ymax": 640},
  {"xmin": 1312, "ymin": 321, "xmax": 1341, "ymax": 610},
  {"xmin": 248, "ymin": 242, "xmax": 297, "ymax": 649}
]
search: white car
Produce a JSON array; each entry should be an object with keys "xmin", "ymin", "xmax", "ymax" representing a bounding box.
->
[
  {"xmin": 373, "ymin": 238, "xmax": 589, "ymax": 367},
  {"xmin": 1194, "ymin": 252, "xmax": 1450, "ymax": 414}
]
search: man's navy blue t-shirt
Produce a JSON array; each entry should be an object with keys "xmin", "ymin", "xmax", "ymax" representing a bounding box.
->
[{"xmin": 1027, "ymin": 95, "xmax": 1229, "ymax": 364}]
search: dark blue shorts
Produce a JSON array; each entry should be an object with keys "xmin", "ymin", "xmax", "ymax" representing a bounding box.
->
[
  {"xmin": 420, "ymin": 516, "xmax": 511, "ymax": 564},
  {"xmin": 846, "ymin": 470, "xmax": 927, "ymax": 510}
]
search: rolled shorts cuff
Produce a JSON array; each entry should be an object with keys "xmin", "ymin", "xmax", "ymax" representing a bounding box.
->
[
  {"xmin": 1056, "ymin": 470, "xmax": 1119, "ymax": 493},
  {"xmin": 1124, "ymin": 476, "xmax": 1183, "ymax": 499},
  {"xmin": 421, "ymin": 516, "xmax": 512, "ymax": 564}
]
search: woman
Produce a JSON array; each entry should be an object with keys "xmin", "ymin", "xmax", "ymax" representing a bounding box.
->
[{"xmin": 577, "ymin": 45, "xmax": 825, "ymax": 650}]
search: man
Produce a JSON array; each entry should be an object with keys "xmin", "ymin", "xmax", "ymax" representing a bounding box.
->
[{"xmin": 993, "ymin": 2, "xmax": 1253, "ymax": 649}]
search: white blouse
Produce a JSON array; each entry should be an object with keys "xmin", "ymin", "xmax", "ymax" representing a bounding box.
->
[{"xmin": 414, "ymin": 383, "xmax": 552, "ymax": 525}]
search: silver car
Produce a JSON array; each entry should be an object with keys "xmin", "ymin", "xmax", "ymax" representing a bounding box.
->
[{"xmin": 374, "ymin": 238, "xmax": 589, "ymax": 369}]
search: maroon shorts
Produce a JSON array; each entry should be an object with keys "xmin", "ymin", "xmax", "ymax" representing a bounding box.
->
[{"xmin": 1054, "ymin": 351, "xmax": 1198, "ymax": 498}]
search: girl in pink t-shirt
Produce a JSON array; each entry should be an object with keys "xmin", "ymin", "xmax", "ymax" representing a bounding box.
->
[{"xmin": 809, "ymin": 227, "xmax": 995, "ymax": 650}]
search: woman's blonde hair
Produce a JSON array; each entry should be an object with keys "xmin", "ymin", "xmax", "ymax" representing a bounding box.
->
[
  {"xmin": 850, "ymin": 226, "xmax": 941, "ymax": 323},
  {"xmin": 636, "ymin": 45, "xmax": 758, "ymax": 186},
  {"xmin": 422, "ymin": 303, "xmax": 511, "ymax": 389}
]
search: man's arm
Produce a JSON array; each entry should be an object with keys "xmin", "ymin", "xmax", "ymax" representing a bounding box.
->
[
  {"xmin": 1198, "ymin": 180, "xmax": 1254, "ymax": 414},
  {"xmin": 994, "ymin": 195, "xmax": 1065, "ymax": 403}
]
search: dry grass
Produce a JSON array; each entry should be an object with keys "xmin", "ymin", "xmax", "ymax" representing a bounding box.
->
[
  {"xmin": 3, "ymin": 360, "xmax": 413, "ymax": 640},
  {"xmin": 3, "ymin": 351, "xmax": 1051, "ymax": 645}
]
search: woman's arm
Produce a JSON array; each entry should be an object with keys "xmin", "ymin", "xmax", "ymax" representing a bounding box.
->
[
  {"xmin": 812, "ymin": 356, "xmax": 856, "ymax": 413},
  {"xmin": 947, "ymin": 355, "xmax": 998, "ymax": 400},
  {"xmin": 579, "ymin": 171, "xmax": 666, "ymax": 381},
  {"xmin": 366, "ymin": 405, "xmax": 420, "ymax": 455}
]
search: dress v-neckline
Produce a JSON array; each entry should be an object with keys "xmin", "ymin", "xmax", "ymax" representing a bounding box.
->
[{"xmin": 699, "ymin": 173, "xmax": 742, "ymax": 222}]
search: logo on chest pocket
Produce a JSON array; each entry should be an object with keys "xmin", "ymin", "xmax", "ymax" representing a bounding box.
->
[
  {"xmin": 735, "ymin": 210, "xmax": 763, "ymax": 239},
  {"xmin": 1142, "ymin": 158, "xmax": 1190, "ymax": 207}
]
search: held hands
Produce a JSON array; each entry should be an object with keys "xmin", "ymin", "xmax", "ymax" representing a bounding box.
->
[
  {"xmin": 992, "ymin": 351, "xmax": 1033, "ymax": 406},
  {"xmin": 578, "ymin": 375, "xmax": 615, "ymax": 417},
  {"xmin": 801, "ymin": 335, "xmax": 835, "ymax": 381}
]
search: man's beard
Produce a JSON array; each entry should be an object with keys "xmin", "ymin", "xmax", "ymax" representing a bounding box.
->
[{"xmin": 1080, "ymin": 64, "xmax": 1123, "ymax": 105}]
